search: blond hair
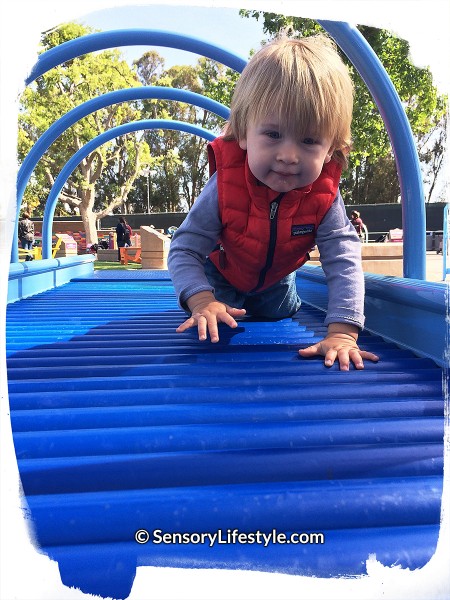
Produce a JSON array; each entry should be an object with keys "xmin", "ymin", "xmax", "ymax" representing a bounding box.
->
[{"xmin": 223, "ymin": 33, "xmax": 354, "ymax": 166}]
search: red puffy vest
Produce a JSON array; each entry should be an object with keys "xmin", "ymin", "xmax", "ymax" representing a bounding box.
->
[{"xmin": 207, "ymin": 137, "xmax": 341, "ymax": 293}]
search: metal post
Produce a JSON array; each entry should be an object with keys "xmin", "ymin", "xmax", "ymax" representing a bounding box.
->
[
  {"xmin": 318, "ymin": 20, "xmax": 426, "ymax": 280},
  {"xmin": 443, "ymin": 204, "xmax": 449, "ymax": 280}
]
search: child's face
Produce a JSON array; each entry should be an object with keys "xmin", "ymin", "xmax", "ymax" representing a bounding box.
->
[{"xmin": 239, "ymin": 115, "xmax": 333, "ymax": 193}]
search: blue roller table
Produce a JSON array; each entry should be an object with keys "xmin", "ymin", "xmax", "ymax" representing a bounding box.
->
[{"xmin": 5, "ymin": 269, "xmax": 445, "ymax": 600}]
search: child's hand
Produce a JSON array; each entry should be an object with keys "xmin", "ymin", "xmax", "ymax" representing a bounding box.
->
[
  {"xmin": 177, "ymin": 291, "xmax": 246, "ymax": 343},
  {"xmin": 298, "ymin": 323, "xmax": 379, "ymax": 371}
]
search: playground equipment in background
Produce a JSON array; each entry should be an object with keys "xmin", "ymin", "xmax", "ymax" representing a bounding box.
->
[
  {"xmin": 18, "ymin": 234, "xmax": 77, "ymax": 261},
  {"xmin": 388, "ymin": 228, "xmax": 404, "ymax": 242},
  {"xmin": 139, "ymin": 225, "xmax": 170, "ymax": 269},
  {"xmin": 308, "ymin": 240, "xmax": 404, "ymax": 277},
  {"xmin": 119, "ymin": 246, "xmax": 142, "ymax": 265},
  {"xmin": 18, "ymin": 247, "xmax": 41, "ymax": 261},
  {"xmin": 51, "ymin": 233, "xmax": 78, "ymax": 258}
]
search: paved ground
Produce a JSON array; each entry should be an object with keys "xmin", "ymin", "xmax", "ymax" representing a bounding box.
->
[{"xmin": 426, "ymin": 250, "xmax": 447, "ymax": 282}]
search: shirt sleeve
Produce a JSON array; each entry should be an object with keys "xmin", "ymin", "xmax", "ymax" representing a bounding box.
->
[
  {"xmin": 168, "ymin": 173, "xmax": 222, "ymax": 309},
  {"xmin": 315, "ymin": 192, "xmax": 365, "ymax": 329}
]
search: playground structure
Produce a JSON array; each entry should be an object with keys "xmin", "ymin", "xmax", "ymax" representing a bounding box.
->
[{"xmin": 5, "ymin": 23, "xmax": 448, "ymax": 600}]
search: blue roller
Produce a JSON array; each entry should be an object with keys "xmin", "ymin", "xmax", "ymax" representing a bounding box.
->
[
  {"xmin": 12, "ymin": 418, "xmax": 444, "ymax": 460},
  {"xmin": 10, "ymin": 398, "xmax": 444, "ymax": 433},
  {"xmin": 25, "ymin": 477, "xmax": 442, "ymax": 546},
  {"xmin": 9, "ymin": 381, "xmax": 444, "ymax": 412},
  {"xmin": 18, "ymin": 445, "xmax": 444, "ymax": 495}
]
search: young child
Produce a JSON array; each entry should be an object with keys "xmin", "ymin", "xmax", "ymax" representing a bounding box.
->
[
  {"xmin": 350, "ymin": 210, "xmax": 365, "ymax": 241},
  {"xmin": 168, "ymin": 33, "xmax": 379, "ymax": 371}
]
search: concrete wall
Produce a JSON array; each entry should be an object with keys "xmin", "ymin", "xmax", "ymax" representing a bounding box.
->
[
  {"xmin": 342, "ymin": 203, "xmax": 446, "ymax": 239},
  {"xmin": 101, "ymin": 213, "xmax": 185, "ymax": 232},
  {"xmin": 309, "ymin": 242, "xmax": 404, "ymax": 277},
  {"xmin": 100, "ymin": 204, "xmax": 447, "ymax": 238}
]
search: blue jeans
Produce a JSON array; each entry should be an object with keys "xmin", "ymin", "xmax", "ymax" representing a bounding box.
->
[
  {"xmin": 204, "ymin": 258, "xmax": 301, "ymax": 319},
  {"xmin": 21, "ymin": 239, "xmax": 33, "ymax": 250}
]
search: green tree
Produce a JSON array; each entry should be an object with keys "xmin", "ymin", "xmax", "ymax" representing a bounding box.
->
[
  {"xmin": 416, "ymin": 97, "xmax": 448, "ymax": 203},
  {"xmin": 18, "ymin": 22, "xmax": 156, "ymax": 247},
  {"xmin": 131, "ymin": 53, "xmax": 237, "ymax": 212},
  {"xmin": 18, "ymin": 23, "xmax": 242, "ymax": 240},
  {"xmin": 239, "ymin": 11, "xmax": 448, "ymax": 204}
]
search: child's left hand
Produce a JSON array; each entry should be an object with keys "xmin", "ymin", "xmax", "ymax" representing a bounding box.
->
[{"xmin": 298, "ymin": 326, "xmax": 379, "ymax": 371}]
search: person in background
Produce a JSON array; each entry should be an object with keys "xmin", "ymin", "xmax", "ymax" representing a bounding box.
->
[
  {"xmin": 125, "ymin": 220, "xmax": 133, "ymax": 245},
  {"xmin": 350, "ymin": 210, "xmax": 365, "ymax": 241},
  {"xmin": 168, "ymin": 33, "xmax": 379, "ymax": 371},
  {"xmin": 18, "ymin": 212, "xmax": 35, "ymax": 260},
  {"xmin": 115, "ymin": 216, "xmax": 131, "ymax": 261}
]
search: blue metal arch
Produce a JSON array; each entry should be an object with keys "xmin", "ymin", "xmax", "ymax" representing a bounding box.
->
[
  {"xmin": 18, "ymin": 87, "xmax": 229, "ymax": 195},
  {"xmin": 26, "ymin": 29, "xmax": 247, "ymax": 85},
  {"xmin": 12, "ymin": 87, "xmax": 230, "ymax": 261},
  {"xmin": 41, "ymin": 119, "xmax": 216, "ymax": 259}
]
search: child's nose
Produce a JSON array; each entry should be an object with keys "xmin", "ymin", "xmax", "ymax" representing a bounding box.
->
[{"xmin": 277, "ymin": 140, "xmax": 300, "ymax": 164}]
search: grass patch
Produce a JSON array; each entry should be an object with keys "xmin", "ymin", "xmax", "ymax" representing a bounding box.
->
[{"xmin": 94, "ymin": 260, "xmax": 141, "ymax": 270}]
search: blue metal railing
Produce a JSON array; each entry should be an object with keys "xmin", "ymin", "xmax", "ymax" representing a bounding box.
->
[{"xmin": 443, "ymin": 203, "xmax": 449, "ymax": 280}]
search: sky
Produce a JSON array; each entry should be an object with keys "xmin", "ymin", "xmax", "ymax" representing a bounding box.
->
[
  {"xmin": 0, "ymin": 2, "xmax": 449, "ymax": 600},
  {"xmin": 76, "ymin": 4, "xmax": 267, "ymax": 67},
  {"xmin": 75, "ymin": 3, "xmax": 449, "ymax": 92}
]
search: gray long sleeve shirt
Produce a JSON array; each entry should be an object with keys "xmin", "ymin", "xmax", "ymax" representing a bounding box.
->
[{"xmin": 168, "ymin": 173, "xmax": 365, "ymax": 329}]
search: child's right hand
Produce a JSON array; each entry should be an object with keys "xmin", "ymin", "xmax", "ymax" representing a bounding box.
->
[{"xmin": 177, "ymin": 291, "xmax": 246, "ymax": 343}]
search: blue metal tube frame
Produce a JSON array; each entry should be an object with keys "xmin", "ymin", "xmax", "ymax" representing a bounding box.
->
[
  {"xmin": 41, "ymin": 120, "xmax": 216, "ymax": 259},
  {"xmin": 25, "ymin": 29, "xmax": 247, "ymax": 85},
  {"xmin": 318, "ymin": 20, "xmax": 426, "ymax": 280},
  {"xmin": 13, "ymin": 29, "xmax": 245, "ymax": 263},
  {"xmin": 18, "ymin": 26, "xmax": 426, "ymax": 279},
  {"xmin": 12, "ymin": 87, "xmax": 230, "ymax": 262},
  {"xmin": 443, "ymin": 204, "xmax": 449, "ymax": 280}
]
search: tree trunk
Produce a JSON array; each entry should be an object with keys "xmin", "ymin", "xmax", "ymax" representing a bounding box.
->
[
  {"xmin": 79, "ymin": 206, "xmax": 98, "ymax": 248},
  {"xmin": 79, "ymin": 186, "xmax": 99, "ymax": 248}
]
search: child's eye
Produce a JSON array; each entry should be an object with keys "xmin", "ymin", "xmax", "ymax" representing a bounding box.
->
[
  {"xmin": 302, "ymin": 137, "xmax": 316, "ymax": 145},
  {"xmin": 265, "ymin": 131, "xmax": 281, "ymax": 140}
]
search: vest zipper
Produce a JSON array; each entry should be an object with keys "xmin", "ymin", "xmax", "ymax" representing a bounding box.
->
[
  {"xmin": 250, "ymin": 193, "xmax": 285, "ymax": 292},
  {"xmin": 218, "ymin": 244, "xmax": 227, "ymax": 268}
]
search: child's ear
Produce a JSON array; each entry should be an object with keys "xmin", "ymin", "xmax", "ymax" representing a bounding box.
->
[
  {"xmin": 324, "ymin": 149, "xmax": 333, "ymax": 164},
  {"xmin": 238, "ymin": 137, "xmax": 247, "ymax": 150}
]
